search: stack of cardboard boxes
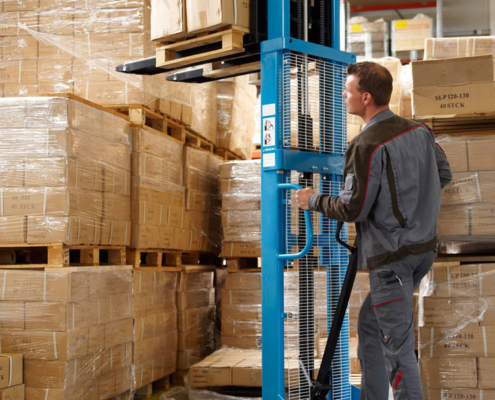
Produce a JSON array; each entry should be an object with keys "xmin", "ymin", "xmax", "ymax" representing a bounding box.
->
[
  {"xmin": 0, "ymin": 268, "xmax": 134, "ymax": 400},
  {"xmin": 221, "ymin": 273, "xmax": 261, "ymax": 349},
  {"xmin": 150, "ymin": 0, "xmax": 250, "ymax": 43},
  {"xmin": 348, "ymin": 20, "xmax": 388, "ymax": 58},
  {"xmin": 0, "ymin": 95, "xmax": 131, "ymax": 245},
  {"xmin": 175, "ymin": 271, "xmax": 216, "ymax": 385},
  {"xmin": 132, "ymin": 271, "xmax": 178, "ymax": 391},
  {"xmin": 183, "ymin": 146, "xmax": 222, "ymax": 253},
  {"xmin": 220, "ymin": 160, "xmax": 261, "ymax": 258},
  {"xmin": 217, "ymin": 76, "xmax": 257, "ymax": 160},
  {"xmin": 0, "ymin": 0, "xmax": 156, "ymax": 105},
  {"xmin": 391, "ymin": 16, "xmax": 432, "ymax": 61},
  {"xmin": 419, "ymin": 264, "xmax": 495, "ymax": 399},
  {"xmin": 130, "ymin": 127, "xmax": 185, "ymax": 249}
]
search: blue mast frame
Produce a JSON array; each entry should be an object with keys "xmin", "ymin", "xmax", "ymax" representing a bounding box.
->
[{"xmin": 260, "ymin": 0, "xmax": 356, "ymax": 398}]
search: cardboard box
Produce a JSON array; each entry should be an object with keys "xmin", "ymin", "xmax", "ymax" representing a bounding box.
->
[
  {"xmin": 222, "ymin": 305, "xmax": 261, "ymax": 321},
  {"xmin": 425, "ymin": 37, "xmax": 495, "ymax": 60},
  {"xmin": 478, "ymin": 358, "xmax": 495, "ymax": 388},
  {"xmin": 1, "ymin": 36, "xmax": 38, "ymax": 60},
  {"xmin": 177, "ymin": 325, "xmax": 214, "ymax": 351},
  {"xmin": 225, "ymin": 273, "xmax": 260, "ymax": 290},
  {"xmin": 471, "ymin": 203, "xmax": 495, "ymax": 236},
  {"xmin": 176, "ymin": 289, "xmax": 215, "ymax": 311},
  {"xmin": 438, "ymin": 204, "xmax": 470, "ymax": 237},
  {"xmin": 222, "ymin": 319, "xmax": 261, "ymax": 336},
  {"xmin": 0, "ymin": 216, "xmax": 26, "ymax": 244},
  {"xmin": 412, "ymin": 56, "xmax": 495, "ymax": 118},
  {"xmin": 0, "ymin": 329, "xmax": 90, "ymax": 360},
  {"xmin": 0, "ymin": 12, "xmax": 38, "ymax": 37},
  {"xmin": 177, "ymin": 272, "xmax": 214, "ymax": 292},
  {"xmin": 189, "ymin": 352, "xmax": 241, "ymax": 387},
  {"xmin": 177, "ymin": 306, "xmax": 214, "ymax": 332},
  {"xmin": 104, "ymin": 318, "xmax": 133, "ymax": 349},
  {"xmin": 221, "ymin": 242, "xmax": 261, "ymax": 257},
  {"xmin": 222, "ymin": 290, "xmax": 261, "ymax": 305},
  {"xmin": 441, "ymin": 172, "xmax": 481, "ymax": 206},
  {"xmin": 392, "ymin": 18, "xmax": 431, "ymax": 52},
  {"xmin": 0, "ymin": 354, "xmax": 22, "ymax": 390},
  {"xmin": 423, "ymin": 388, "xmax": 493, "ymax": 400},
  {"xmin": 420, "ymin": 297, "xmax": 485, "ymax": 328},
  {"xmin": 186, "ymin": 0, "xmax": 249, "ymax": 35},
  {"xmin": 232, "ymin": 357, "xmax": 262, "ymax": 387},
  {"xmin": 0, "ymin": 60, "xmax": 37, "ymax": 84},
  {"xmin": 419, "ymin": 325, "xmax": 495, "ymax": 358},
  {"xmin": 0, "ymin": 384, "xmax": 24, "ymax": 400},
  {"xmin": 151, "ymin": 0, "xmax": 187, "ymax": 41},
  {"xmin": 419, "ymin": 358, "xmax": 477, "ymax": 389},
  {"xmin": 437, "ymin": 139, "xmax": 468, "ymax": 173},
  {"xmin": 426, "ymin": 264, "xmax": 495, "ymax": 297},
  {"xmin": 468, "ymin": 137, "xmax": 495, "ymax": 171},
  {"xmin": 221, "ymin": 335, "xmax": 261, "ymax": 349}
]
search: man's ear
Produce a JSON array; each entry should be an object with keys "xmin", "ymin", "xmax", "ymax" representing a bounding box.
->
[{"xmin": 363, "ymin": 92, "xmax": 373, "ymax": 106}]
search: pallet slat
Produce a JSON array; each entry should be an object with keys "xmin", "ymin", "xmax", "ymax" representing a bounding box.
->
[
  {"xmin": 156, "ymin": 28, "xmax": 246, "ymax": 69},
  {"xmin": 128, "ymin": 248, "xmax": 219, "ymax": 269},
  {"xmin": 0, "ymin": 244, "xmax": 126, "ymax": 268}
]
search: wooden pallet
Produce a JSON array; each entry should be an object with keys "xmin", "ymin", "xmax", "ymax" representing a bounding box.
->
[
  {"xmin": 107, "ymin": 104, "xmax": 187, "ymax": 143},
  {"xmin": 185, "ymin": 129, "xmax": 216, "ymax": 153},
  {"xmin": 215, "ymin": 148, "xmax": 244, "ymax": 161},
  {"xmin": 135, "ymin": 375, "xmax": 171, "ymax": 399},
  {"xmin": 0, "ymin": 244, "xmax": 126, "ymax": 268},
  {"xmin": 420, "ymin": 112, "xmax": 495, "ymax": 134},
  {"xmin": 128, "ymin": 248, "xmax": 219, "ymax": 270},
  {"xmin": 202, "ymin": 60, "xmax": 260, "ymax": 80},
  {"xmin": 226, "ymin": 257, "xmax": 261, "ymax": 273},
  {"xmin": 156, "ymin": 27, "xmax": 246, "ymax": 69}
]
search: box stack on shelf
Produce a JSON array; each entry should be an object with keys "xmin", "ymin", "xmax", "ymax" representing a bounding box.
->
[
  {"xmin": 411, "ymin": 55, "xmax": 495, "ymax": 254},
  {"xmin": 390, "ymin": 16, "xmax": 430, "ymax": 61},
  {"xmin": 216, "ymin": 75, "xmax": 257, "ymax": 161},
  {"xmin": 220, "ymin": 160, "xmax": 261, "ymax": 267},
  {"xmin": 0, "ymin": 0, "xmax": 156, "ymax": 105},
  {"xmin": 391, "ymin": 15, "xmax": 432, "ymax": 61},
  {"xmin": 221, "ymin": 273, "xmax": 262, "ymax": 349},
  {"xmin": 348, "ymin": 19, "xmax": 388, "ymax": 59},
  {"xmin": 419, "ymin": 263, "xmax": 495, "ymax": 399},
  {"xmin": 0, "ymin": 94, "xmax": 131, "ymax": 248},
  {"xmin": 132, "ymin": 271, "xmax": 178, "ymax": 393},
  {"xmin": 130, "ymin": 126, "xmax": 185, "ymax": 250},
  {"xmin": 183, "ymin": 146, "xmax": 222, "ymax": 253},
  {"xmin": 174, "ymin": 270, "xmax": 216, "ymax": 385},
  {"xmin": 0, "ymin": 267, "xmax": 135, "ymax": 400}
]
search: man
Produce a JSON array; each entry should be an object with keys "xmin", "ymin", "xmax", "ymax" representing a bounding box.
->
[{"xmin": 296, "ymin": 62, "xmax": 452, "ymax": 400}]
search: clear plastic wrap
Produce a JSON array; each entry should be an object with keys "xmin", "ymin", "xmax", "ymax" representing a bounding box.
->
[
  {"xmin": 419, "ymin": 263, "xmax": 495, "ymax": 394},
  {"xmin": 0, "ymin": 267, "xmax": 140, "ymax": 400},
  {"xmin": 391, "ymin": 14, "xmax": 432, "ymax": 58},
  {"xmin": 216, "ymin": 75, "xmax": 257, "ymax": 160},
  {"xmin": 436, "ymin": 134, "xmax": 495, "ymax": 254},
  {"xmin": 183, "ymin": 146, "xmax": 222, "ymax": 252},
  {"xmin": 220, "ymin": 160, "xmax": 261, "ymax": 245},
  {"xmin": 176, "ymin": 271, "xmax": 216, "ymax": 374},
  {"xmin": 0, "ymin": 95, "xmax": 131, "ymax": 246}
]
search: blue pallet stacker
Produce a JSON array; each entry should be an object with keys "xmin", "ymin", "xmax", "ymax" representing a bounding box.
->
[{"xmin": 117, "ymin": 0, "xmax": 360, "ymax": 398}]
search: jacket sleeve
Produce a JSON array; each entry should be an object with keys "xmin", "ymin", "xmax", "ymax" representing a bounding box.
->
[
  {"xmin": 308, "ymin": 143, "xmax": 383, "ymax": 222},
  {"xmin": 435, "ymin": 143, "xmax": 452, "ymax": 189}
]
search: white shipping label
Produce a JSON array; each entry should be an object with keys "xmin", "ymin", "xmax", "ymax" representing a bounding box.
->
[{"xmin": 262, "ymin": 103, "xmax": 276, "ymax": 116}]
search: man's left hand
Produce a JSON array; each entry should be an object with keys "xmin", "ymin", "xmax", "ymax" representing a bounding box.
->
[{"xmin": 296, "ymin": 187, "xmax": 315, "ymax": 210}]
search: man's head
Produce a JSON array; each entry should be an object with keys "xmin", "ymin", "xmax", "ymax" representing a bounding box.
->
[{"xmin": 343, "ymin": 62, "xmax": 393, "ymax": 118}]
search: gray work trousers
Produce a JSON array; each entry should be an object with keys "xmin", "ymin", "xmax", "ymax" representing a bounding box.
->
[{"xmin": 358, "ymin": 250, "xmax": 435, "ymax": 400}]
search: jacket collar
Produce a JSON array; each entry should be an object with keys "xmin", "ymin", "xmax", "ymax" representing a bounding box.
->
[{"xmin": 363, "ymin": 108, "xmax": 395, "ymax": 131}]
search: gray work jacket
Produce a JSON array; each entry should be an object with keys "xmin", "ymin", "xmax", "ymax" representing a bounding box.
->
[{"xmin": 308, "ymin": 109, "xmax": 452, "ymax": 270}]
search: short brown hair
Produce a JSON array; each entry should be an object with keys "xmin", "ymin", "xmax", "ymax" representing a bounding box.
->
[{"xmin": 347, "ymin": 62, "xmax": 393, "ymax": 106}]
